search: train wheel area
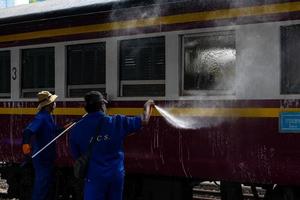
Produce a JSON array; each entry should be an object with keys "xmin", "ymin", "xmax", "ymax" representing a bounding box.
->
[
  {"xmin": 2, "ymin": 165, "xmax": 300, "ymax": 200},
  {"xmin": 194, "ymin": 182, "xmax": 300, "ymax": 200}
]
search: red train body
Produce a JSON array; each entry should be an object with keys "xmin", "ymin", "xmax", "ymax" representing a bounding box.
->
[{"xmin": 1, "ymin": 0, "xmax": 300, "ymax": 199}]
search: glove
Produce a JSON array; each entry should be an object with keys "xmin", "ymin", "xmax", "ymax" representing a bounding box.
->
[
  {"xmin": 142, "ymin": 99, "xmax": 155, "ymax": 124},
  {"xmin": 22, "ymin": 144, "xmax": 31, "ymax": 155},
  {"xmin": 144, "ymin": 99, "xmax": 155, "ymax": 108}
]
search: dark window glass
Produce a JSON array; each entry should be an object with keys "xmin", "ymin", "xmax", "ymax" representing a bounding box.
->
[
  {"xmin": 281, "ymin": 25, "xmax": 300, "ymax": 94},
  {"xmin": 122, "ymin": 84, "xmax": 165, "ymax": 97},
  {"xmin": 120, "ymin": 37, "xmax": 165, "ymax": 97},
  {"xmin": 67, "ymin": 43, "xmax": 105, "ymax": 97},
  {"xmin": 183, "ymin": 31, "xmax": 236, "ymax": 95},
  {"xmin": 0, "ymin": 51, "xmax": 10, "ymax": 98},
  {"xmin": 21, "ymin": 47, "xmax": 54, "ymax": 98}
]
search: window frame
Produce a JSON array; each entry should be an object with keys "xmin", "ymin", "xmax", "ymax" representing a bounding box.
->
[
  {"xmin": 118, "ymin": 36, "xmax": 166, "ymax": 97},
  {"xmin": 66, "ymin": 42, "xmax": 106, "ymax": 98},
  {"xmin": 0, "ymin": 50, "xmax": 11, "ymax": 98},
  {"xmin": 20, "ymin": 47, "xmax": 55, "ymax": 98}
]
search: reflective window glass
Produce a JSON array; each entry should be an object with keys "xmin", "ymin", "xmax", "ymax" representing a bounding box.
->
[
  {"xmin": 281, "ymin": 25, "xmax": 300, "ymax": 94},
  {"xmin": 183, "ymin": 31, "xmax": 236, "ymax": 95}
]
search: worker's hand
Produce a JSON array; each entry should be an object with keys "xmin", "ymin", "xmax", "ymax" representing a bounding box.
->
[
  {"xmin": 145, "ymin": 99, "xmax": 154, "ymax": 115},
  {"xmin": 22, "ymin": 144, "xmax": 31, "ymax": 155},
  {"xmin": 144, "ymin": 99, "xmax": 155, "ymax": 108},
  {"xmin": 142, "ymin": 99, "xmax": 155, "ymax": 125}
]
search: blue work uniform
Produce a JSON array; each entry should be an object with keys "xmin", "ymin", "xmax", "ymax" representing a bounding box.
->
[
  {"xmin": 69, "ymin": 111, "xmax": 142, "ymax": 200},
  {"xmin": 23, "ymin": 110, "xmax": 58, "ymax": 200}
]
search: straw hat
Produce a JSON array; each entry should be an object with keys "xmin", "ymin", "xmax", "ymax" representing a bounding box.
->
[{"xmin": 37, "ymin": 91, "xmax": 58, "ymax": 110}]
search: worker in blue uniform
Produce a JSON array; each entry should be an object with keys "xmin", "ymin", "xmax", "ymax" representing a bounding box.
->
[
  {"xmin": 22, "ymin": 91, "xmax": 60, "ymax": 200},
  {"xmin": 69, "ymin": 91, "xmax": 154, "ymax": 200}
]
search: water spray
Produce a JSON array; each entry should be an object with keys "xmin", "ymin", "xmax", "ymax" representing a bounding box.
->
[
  {"xmin": 154, "ymin": 105, "xmax": 225, "ymax": 129},
  {"xmin": 154, "ymin": 105, "xmax": 198, "ymax": 129}
]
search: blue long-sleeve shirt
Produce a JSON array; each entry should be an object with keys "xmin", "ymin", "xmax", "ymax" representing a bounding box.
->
[
  {"xmin": 69, "ymin": 111, "xmax": 142, "ymax": 180},
  {"xmin": 23, "ymin": 110, "xmax": 58, "ymax": 163}
]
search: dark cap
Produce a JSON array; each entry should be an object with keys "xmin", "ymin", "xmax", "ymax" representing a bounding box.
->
[{"xmin": 84, "ymin": 91, "xmax": 108, "ymax": 105}]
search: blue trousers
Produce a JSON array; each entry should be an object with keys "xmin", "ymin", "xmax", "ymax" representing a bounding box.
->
[
  {"xmin": 32, "ymin": 159, "xmax": 55, "ymax": 200},
  {"xmin": 84, "ymin": 172, "xmax": 124, "ymax": 200}
]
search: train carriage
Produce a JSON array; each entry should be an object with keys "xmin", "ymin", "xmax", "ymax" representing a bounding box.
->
[{"xmin": 1, "ymin": 0, "xmax": 300, "ymax": 199}]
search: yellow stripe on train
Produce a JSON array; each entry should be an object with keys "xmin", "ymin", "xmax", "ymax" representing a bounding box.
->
[
  {"xmin": 1, "ymin": 107, "xmax": 300, "ymax": 117},
  {"xmin": 0, "ymin": 2, "xmax": 300, "ymax": 43}
]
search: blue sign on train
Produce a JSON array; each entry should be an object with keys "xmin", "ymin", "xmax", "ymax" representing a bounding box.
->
[{"xmin": 279, "ymin": 112, "xmax": 300, "ymax": 133}]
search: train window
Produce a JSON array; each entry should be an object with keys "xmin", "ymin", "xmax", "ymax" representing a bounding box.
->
[
  {"xmin": 0, "ymin": 51, "xmax": 10, "ymax": 98},
  {"xmin": 67, "ymin": 43, "xmax": 106, "ymax": 97},
  {"xmin": 119, "ymin": 37, "xmax": 165, "ymax": 97},
  {"xmin": 281, "ymin": 25, "xmax": 300, "ymax": 94},
  {"xmin": 21, "ymin": 47, "xmax": 54, "ymax": 98},
  {"xmin": 182, "ymin": 31, "xmax": 236, "ymax": 96}
]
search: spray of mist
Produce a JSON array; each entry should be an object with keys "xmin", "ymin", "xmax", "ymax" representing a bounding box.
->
[
  {"xmin": 154, "ymin": 105, "xmax": 226, "ymax": 130},
  {"xmin": 155, "ymin": 105, "xmax": 195, "ymax": 129}
]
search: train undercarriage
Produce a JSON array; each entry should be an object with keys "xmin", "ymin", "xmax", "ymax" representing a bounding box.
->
[{"xmin": 1, "ymin": 163, "xmax": 300, "ymax": 200}]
